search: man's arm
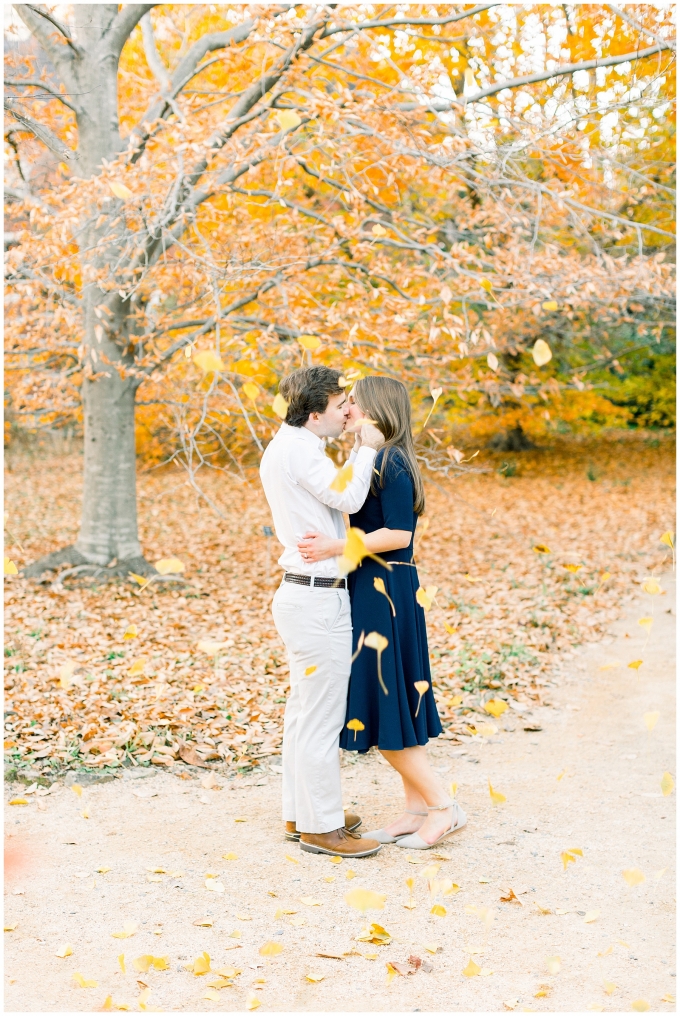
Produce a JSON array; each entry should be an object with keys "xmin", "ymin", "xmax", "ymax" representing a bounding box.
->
[{"xmin": 293, "ymin": 443, "xmax": 378, "ymax": 513}]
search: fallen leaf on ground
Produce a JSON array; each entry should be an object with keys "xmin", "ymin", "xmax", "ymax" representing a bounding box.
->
[
  {"xmin": 462, "ymin": 958, "xmax": 481, "ymax": 977},
  {"xmin": 111, "ymin": 923, "xmax": 137, "ymax": 939},
  {"xmin": 345, "ymin": 888, "xmax": 386, "ymax": 913},
  {"xmin": 661, "ymin": 772, "xmax": 674, "ymax": 796},
  {"xmin": 259, "ymin": 941, "xmax": 283, "ymax": 957},
  {"xmin": 622, "ymin": 868, "xmax": 645, "ymax": 886},
  {"xmin": 72, "ymin": 972, "xmax": 98, "ymax": 988},
  {"xmin": 488, "ymin": 780, "xmax": 506, "ymax": 805},
  {"xmin": 545, "ymin": 956, "xmax": 561, "ymax": 975},
  {"xmin": 55, "ymin": 944, "xmax": 73, "ymax": 957},
  {"xmin": 584, "ymin": 910, "xmax": 600, "ymax": 923}
]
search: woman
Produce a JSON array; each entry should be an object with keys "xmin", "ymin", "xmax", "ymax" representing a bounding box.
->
[{"xmin": 298, "ymin": 376, "xmax": 466, "ymax": 849}]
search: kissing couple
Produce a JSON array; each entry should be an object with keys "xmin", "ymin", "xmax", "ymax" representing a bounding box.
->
[{"xmin": 260, "ymin": 366, "xmax": 467, "ymax": 858}]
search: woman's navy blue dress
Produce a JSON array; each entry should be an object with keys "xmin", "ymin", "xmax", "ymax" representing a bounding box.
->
[{"xmin": 339, "ymin": 448, "xmax": 442, "ymax": 753}]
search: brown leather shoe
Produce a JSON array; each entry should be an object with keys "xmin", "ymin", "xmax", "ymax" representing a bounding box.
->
[
  {"xmin": 299, "ymin": 826, "xmax": 381, "ymax": 857},
  {"xmin": 285, "ymin": 812, "xmax": 361, "ymax": 842}
]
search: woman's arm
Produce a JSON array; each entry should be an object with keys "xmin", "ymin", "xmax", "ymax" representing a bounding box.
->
[{"xmin": 298, "ymin": 527, "xmax": 411, "ymax": 562}]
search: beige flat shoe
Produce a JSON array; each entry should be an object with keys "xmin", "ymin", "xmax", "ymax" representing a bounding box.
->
[
  {"xmin": 395, "ymin": 801, "xmax": 467, "ymax": 850},
  {"xmin": 361, "ymin": 809, "xmax": 427, "ymax": 844}
]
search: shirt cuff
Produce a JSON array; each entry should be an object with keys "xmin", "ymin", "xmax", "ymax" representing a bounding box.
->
[{"xmin": 354, "ymin": 445, "xmax": 378, "ymax": 464}]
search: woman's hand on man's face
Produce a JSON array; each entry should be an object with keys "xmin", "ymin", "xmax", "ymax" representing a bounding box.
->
[{"xmin": 297, "ymin": 532, "xmax": 343, "ymax": 562}]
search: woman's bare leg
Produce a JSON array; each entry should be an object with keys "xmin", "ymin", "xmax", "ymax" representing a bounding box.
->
[{"xmin": 380, "ymin": 746, "xmax": 453, "ymax": 843}]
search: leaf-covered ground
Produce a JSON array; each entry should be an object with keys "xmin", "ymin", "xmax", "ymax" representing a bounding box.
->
[{"xmin": 3, "ymin": 435, "xmax": 674, "ymax": 780}]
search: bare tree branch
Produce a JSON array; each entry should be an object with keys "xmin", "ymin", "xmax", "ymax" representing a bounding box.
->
[
  {"xmin": 606, "ymin": 5, "xmax": 676, "ymax": 51},
  {"xmin": 12, "ymin": 4, "xmax": 78, "ymax": 92},
  {"xmin": 103, "ymin": 3, "xmax": 157, "ymax": 61},
  {"xmin": 4, "ymin": 77, "xmax": 78, "ymax": 113},
  {"xmin": 322, "ymin": 4, "xmax": 498, "ymax": 35}
]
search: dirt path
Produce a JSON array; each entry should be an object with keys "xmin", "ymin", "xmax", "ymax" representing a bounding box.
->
[{"xmin": 5, "ymin": 575, "xmax": 675, "ymax": 1013}]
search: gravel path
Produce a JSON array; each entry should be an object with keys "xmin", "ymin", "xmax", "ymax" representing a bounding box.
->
[{"xmin": 4, "ymin": 575, "xmax": 675, "ymax": 1013}]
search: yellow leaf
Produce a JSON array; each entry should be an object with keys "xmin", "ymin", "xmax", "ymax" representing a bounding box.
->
[
  {"xmin": 298, "ymin": 334, "xmax": 321, "ymax": 351},
  {"xmin": 111, "ymin": 922, "xmax": 138, "ymax": 939},
  {"xmin": 289, "ymin": 916, "xmax": 306, "ymax": 927},
  {"xmin": 242, "ymin": 382, "xmax": 259, "ymax": 402},
  {"xmin": 346, "ymin": 718, "xmax": 365, "ymax": 742},
  {"xmin": 189, "ymin": 952, "xmax": 211, "ymax": 975},
  {"xmin": 55, "ymin": 943, "xmax": 73, "ymax": 957},
  {"xmin": 299, "ymin": 897, "xmax": 322, "ymax": 907},
  {"xmin": 155, "ymin": 557, "xmax": 184, "ymax": 575},
  {"xmin": 532, "ymin": 339, "xmax": 553, "ymax": 366},
  {"xmin": 344, "ymin": 888, "xmax": 386, "ymax": 913},
  {"xmin": 259, "ymin": 941, "xmax": 283, "ymax": 957},
  {"xmin": 305, "ymin": 972, "xmax": 324, "ymax": 982},
  {"xmin": 463, "ymin": 958, "xmax": 481, "ymax": 977},
  {"xmin": 484, "ymin": 698, "xmax": 508, "ymax": 718},
  {"xmin": 118, "ymin": 954, "xmax": 126, "ymax": 973},
  {"xmin": 222, "ymin": 852, "xmax": 237, "ymax": 861},
  {"xmin": 430, "ymin": 904, "xmax": 446, "ymax": 917},
  {"xmin": 541, "ymin": 300, "xmax": 558, "ymax": 311},
  {"xmin": 372, "ymin": 575, "xmax": 396, "ymax": 616},
  {"xmin": 660, "ymin": 531, "xmax": 674, "ymax": 549},
  {"xmin": 272, "ymin": 392, "xmax": 289, "ymax": 419},
  {"xmin": 628, "ymin": 660, "xmax": 643, "ymax": 671},
  {"xmin": 8, "ymin": 797, "xmax": 28, "ymax": 806},
  {"xmin": 545, "ymin": 956, "xmax": 561, "ymax": 975},
  {"xmin": 364, "ymin": 632, "xmax": 388, "ymax": 653},
  {"xmin": 4, "ymin": 557, "xmax": 18, "ymax": 575},
  {"xmin": 414, "ymin": 680, "xmax": 430, "ymax": 718},
  {"xmin": 133, "ymin": 955, "xmax": 169, "ymax": 972},
  {"xmin": 72, "ymin": 972, "xmax": 98, "ymax": 988},
  {"xmin": 599, "ymin": 661, "xmax": 621, "ymax": 671},
  {"xmin": 661, "ymin": 993, "xmax": 675, "ymax": 1004},
  {"xmin": 631, "ymin": 1002, "xmax": 650, "ymax": 1012},
  {"xmin": 600, "ymin": 571, "xmax": 611, "ymax": 582},
  {"xmin": 371, "ymin": 223, "xmax": 387, "ymax": 237},
  {"xmin": 193, "ymin": 350, "xmax": 225, "ymax": 373},
  {"xmin": 643, "ymin": 711, "xmax": 659, "ymax": 732},
  {"xmin": 643, "ymin": 577, "xmax": 662, "ymax": 595},
  {"xmin": 129, "ymin": 572, "xmax": 146, "ymax": 586},
  {"xmin": 330, "ymin": 463, "xmax": 353, "ymax": 492},
  {"xmin": 488, "ymin": 779, "xmax": 506, "ymax": 805},
  {"xmin": 229, "ymin": 930, "xmax": 241, "ymax": 938},
  {"xmin": 81, "ymin": 807, "xmax": 90, "ymax": 819},
  {"xmin": 345, "ymin": 869, "xmax": 356, "ymax": 880},
  {"xmin": 637, "ymin": 616, "xmax": 653, "ymax": 632},
  {"xmin": 109, "ymin": 181, "xmax": 133, "ymax": 201},
  {"xmin": 661, "ymin": 771, "xmax": 674, "ymax": 796},
  {"xmin": 203, "ymin": 989, "xmax": 221, "ymax": 1002},
  {"xmin": 70, "ymin": 784, "xmax": 83, "ymax": 798},
  {"xmin": 416, "ymin": 585, "xmax": 438, "ymax": 611},
  {"xmin": 487, "ymin": 352, "xmax": 499, "ymax": 371},
  {"xmin": 247, "ymin": 994, "xmax": 262, "ymax": 1010},
  {"xmin": 285, "ymin": 854, "xmax": 299, "ymax": 864},
  {"xmin": 479, "ymin": 277, "xmax": 492, "ymax": 292},
  {"xmin": 584, "ymin": 910, "xmax": 600, "ymax": 923},
  {"xmin": 4, "ymin": 924, "xmax": 18, "ymax": 932},
  {"xmin": 603, "ymin": 980, "xmax": 617, "ymax": 995},
  {"xmin": 533, "ymin": 544, "xmax": 551, "ymax": 554},
  {"xmin": 563, "ymin": 563, "xmax": 582, "ymax": 573},
  {"xmin": 275, "ymin": 109, "xmax": 301, "ymax": 131},
  {"xmin": 622, "ymin": 868, "xmax": 645, "ymax": 886},
  {"xmin": 196, "ymin": 640, "xmax": 227, "ymax": 655},
  {"xmin": 126, "ymin": 657, "xmax": 148, "ymax": 677},
  {"xmin": 122, "ymin": 624, "xmax": 137, "ymax": 640},
  {"xmin": 205, "ymin": 878, "xmax": 225, "ymax": 893},
  {"xmin": 444, "ymin": 622, "xmax": 457, "ymax": 635}
]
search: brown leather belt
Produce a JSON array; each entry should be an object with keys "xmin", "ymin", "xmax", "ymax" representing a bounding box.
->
[{"xmin": 284, "ymin": 572, "xmax": 347, "ymax": 589}]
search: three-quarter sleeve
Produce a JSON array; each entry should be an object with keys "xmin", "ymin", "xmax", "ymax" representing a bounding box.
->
[{"xmin": 378, "ymin": 451, "xmax": 415, "ymax": 531}]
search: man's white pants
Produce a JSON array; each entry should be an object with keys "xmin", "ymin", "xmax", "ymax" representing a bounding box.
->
[{"xmin": 272, "ymin": 580, "xmax": 351, "ymax": 834}]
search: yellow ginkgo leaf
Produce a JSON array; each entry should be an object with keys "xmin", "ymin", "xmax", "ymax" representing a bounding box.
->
[
  {"xmin": 414, "ymin": 680, "xmax": 429, "ymax": 718},
  {"xmin": 70, "ymin": 784, "xmax": 83, "ymax": 798},
  {"xmin": 545, "ymin": 956, "xmax": 561, "ymax": 975},
  {"xmin": 205, "ymin": 878, "xmax": 225, "ymax": 893},
  {"xmin": 603, "ymin": 980, "xmax": 617, "ymax": 995},
  {"xmin": 330, "ymin": 463, "xmax": 353, "ymax": 492},
  {"xmin": 285, "ymin": 854, "xmax": 299, "ymax": 864},
  {"xmin": 193, "ymin": 350, "xmax": 225, "ymax": 373},
  {"xmin": 533, "ymin": 543, "xmax": 551, "ymax": 554},
  {"xmin": 346, "ymin": 718, "xmax": 365, "ymax": 742},
  {"xmin": 622, "ymin": 868, "xmax": 645, "ymax": 886},
  {"xmin": 484, "ymin": 698, "xmax": 508, "ymax": 718},
  {"xmin": 563, "ymin": 563, "xmax": 581, "ymax": 573},
  {"xmin": 416, "ymin": 585, "xmax": 438, "ymax": 611},
  {"xmin": 637, "ymin": 616, "xmax": 653, "ymax": 632},
  {"xmin": 631, "ymin": 1001, "xmax": 650, "ymax": 1012},
  {"xmin": 600, "ymin": 571, "xmax": 611, "ymax": 582},
  {"xmin": 111, "ymin": 922, "xmax": 138, "ymax": 939},
  {"xmin": 628, "ymin": 660, "xmax": 643, "ymax": 671},
  {"xmin": 371, "ymin": 223, "xmax": 387, "ymax": 236},
  {"xmin": 123, "ymin": 624, "xmax": 137, "ymax": 640},
  {"xmin": 299, "ymin": 897, "xmax": 322, "ymax": 907},
  {"xmin": 462, "ymin": 958, "xmax": 481, "ymax": 977},
  {"xmin": 118, "ymin": 954, "xmax": 126, "ymax": 973},
  {"xmin": 532, "ymin": 338, "xmax": 553, "ymax": 366},
  {"xmin": 643, "ymin": 577, "xmax": 662, "ymax": 595},
  {"xmin": 444, "ymin": 622, "xmax": 457, "ymax": 635},
  {"xmin": 56, "ymin": 943, "xmax": 73, "ymax": 957},
  {"xmin": 4, "ymin": 557, "xmax": 18, "ymax": 575},
  {"xmin": 479, "ymin": 277, "xmax": 492, "ymax": 291},
  {"xmin": 541, "ymin": 300, "xmax": 558, "ymax": 311},
  {"xmin": 188, "ymin": 952, "xmax": 211, "ymax": 975},
  {"xmin": 364, "ymin": 631, "xmax": 389, "ymax": 695},
  {"xmin": 298, "ymin": 334, "xmax": 321, "ymax": 351},
  {"xmin": 129, "ymin": 572, "xmax": 147, "ymax": 586},
  {"xmin": 259, "ymin": 941, "xmax": 283, "ymax": 957},
  {"xmin": 345, "ymin": 888, "xmax": 386, "ymax": 913},
  {"xmin": 661, "ymin": 771, "xmax": 674, "ymax": 796},
  {"xmin": 430, "ymin": 904, "xmax": 446, "ymax": 917},
  {"xmin": 155, "ymin": 557, "xmax": 185, "ymax": 574},
  {"xmin": 247, "ymin": 994, "xmax": 262, "ymax": 1010},
  {"xmin": 109, "ymin": 181, "xmax": 133, "ymax": 201},
  {"xmin": 203, "ymin": 989, "xmax": 221, "ymax": 1002},
  {"xmin": 72, "ymin": 972, "xmax": 98, "ymax": 988},
  {"xmin": 643, "ymin": 711, "xmax": 659, "ymax": 732},
  {"xmin": 304, "ymin": 665, "xmax": 317, "ymax": 676},
  {"xmin": 133, "ymin": 955, "xmax": 169, "ymax": 972},
  {"xmin": 305, "ymin": 971, "xmax": 324, "ymax": 982},
  {"xmin": 660, "ymin": 531, "xmax": 674, "ymax": 549},
  {"xmin": 373, "ymin": 576, "xmax": 396, "ymax": 616},
  {"xmin": 583, "ymin": 910, "xmax": 600, "ymax": 923},
  {"xmin": 488, "ymin": 780, "xmax": 506, "ymax": 805},
  {"xmin": 275, "ymin": 109, "xmax": 301, "ymax": 131},
  {"xmin": 272, "ymin": 392, "xmax": 289, "ymax": 419},
  {"xmin": 126, "ymin": 657, "xmax": 147, "ymax": 677},
  {"xmin": 242, "ymin": 382, "xmax": 259, "ymax": 402}
]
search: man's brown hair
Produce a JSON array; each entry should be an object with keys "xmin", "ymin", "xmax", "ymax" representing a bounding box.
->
[{"xmin": 279, "ymin": 366, "xmax": 344, "ymax": 427}]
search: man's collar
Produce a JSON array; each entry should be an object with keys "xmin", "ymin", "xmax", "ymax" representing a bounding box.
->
[{"xmin": 281, "ymin": 422, "xmax": 325, "ymax": 449}]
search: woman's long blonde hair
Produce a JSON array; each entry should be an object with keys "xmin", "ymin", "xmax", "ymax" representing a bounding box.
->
[{"xmin": 353, "ymin": 376, "xmax": 425, "ymax": 515}]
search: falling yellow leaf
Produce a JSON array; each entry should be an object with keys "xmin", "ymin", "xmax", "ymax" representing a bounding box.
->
[
  {"xmin": 364, "ymin": 631, "xmax": 389, "ymax": 695},
  {"xmin": 123, "ymin": 624, "xmax": 138, "ymax": 640},
  {"xmin": 371, "ymin": 223, "xmax": 387, "ymax": 237},
  {"xmin": 373, "ymin": 576, "xmax": 396, "ymax": 616},
  {"xmin": 111, "ymin": 922, "xmax": 138, "ymax": 939},
  {"xmin": 329, "ymin": 462, "xmax": 354, "ymax": 493},
  {"xmin": 259, "ymin": 941, "xmax": 283, "ymax": 957},
  {"xmin": 545, "ymin": 956, "xmax": 561, "ymax": 975},
  {"xmin": 272, "ymin": 392, "xmax": 289, "ymax": 419},
  {"xmin": 450, "ymin": 781, "xmax": 458, "ymax": 798},
  {"xmin": 488, "ymin": 780, "xmax": 506, "ymax": 805},
  {"xmin": 661, "ymin": 772, "xmax": 674, "ymax": 796},
  {"xmin": 276, "ymin": 109, "xmax": 301, "ymax": 131},
  {"xmin": 155, "ymin": 557, "xmax": 184, "ymax": 575},
  {"xmin": 242, "ymin": 382, "xmax": 259, "ymax": 402},
  {"xmin": 305, "ymin": 972, "xmax": 324, "ymax": 982},
  {"xmin": 541, "ymin": 300, "xmax": 558, "ymax": 312},
  {"xmin": 484, "ymin": 699, "xmax": 508, "ymax": 718},
  {"xmin": 70, "ymin": 784, "xmax": 83, "ymax": 798},
  {"xmin": 303, "ymin": 665, "xmax": 317, "ymax": 677},
  {"xmin": 193, "ymin": 350, "xmax": 225, "ymax": 373},
  {"xmin": 660, "ymin": 531, "xmax": 674, "ymax": 549},
  {"xmin": 638, "ymin": 616, "xmax": 653, "ymax": 633},
  {"xmin": 631, "ymin": 1002, "xmax": 650, "ymax": 1012},
  {"xmin": 643, "ymin": 711, "xmax": 660, "ymax": 732},
  {"xmin": 584, "ymin": 910, "xmax": 600, "ymax": 923},
  {"xmin": 444, "ymin": 622, "xmax": 457, "ymax": 635},
  {"xmin": 487, "ymin": 352, "xmax": 499, "ymax": 371},
  {"xmin": 622, "ymin": 868, "xmax": 645, "ymax": 886},
  {"xmin": 628, "ymin": 660, "xmax": 643, "ymax": 671},
  {"xmin": 413, "ymin": 680, "xmax": 430, "ymax": 717},
  {"xmin": 430, "ymin": 904, "xmax": 446, "ymax": 917},
  {"xmin": 416, "ymin": 585, "xmax": 438, "ymax": 611},
  {"xmin": 129, "ymin": 572, "xmax": 147, "ymax": 586},
  {"xmin": 298, "ymin": 334, "xmax": 321, "ymax": 351},
  {"xmin": 463, "ymin": 958, "xmax": 481, "ymax": 977},
  {"xmin": 126, "ymin": 657, "xmax": 148, "ymax": 677},
  {"xmin": 55, "ymin": 944, "xmax": 73, "ymax": 957},
  {"xmin": 532, "ymin": 339, "xmax": 553, "ymax": 366},
  {"xmin": 563, "ymin": 563, "xmax": 582, "ymax": 573},
  {"xmin": 345, "ymin": 888, "xmax": 386, "ymax": 913},
  {"xmin": 479, "ymin": 277, "xmax": 492, "ymax": 291},
  {"xmin": 643, "ymin": 577, "xmax": 662, "ymax": 595},
  {"xmin": 72, "ymin": 972, "xmax": 98, "ymax": 988},
  {"xmin": 603, "ymin": 981, "xmax": 617, "ymax": 995},
  {"xmin": 247, "ymin": 994, "xmax": 262, "ymax": 1010},
  {"xmin": 346, "ymin": 718, "xmax": 364, "ymax": 742},
  {"xmin": 4, "ymin": 557, "xmax": 18, "ymax": 575},
  {"xmin": 533, "ymin": 544, "xmax": 551, "ymax": 554}
]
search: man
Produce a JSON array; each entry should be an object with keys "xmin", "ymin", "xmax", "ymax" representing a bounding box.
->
[{"xmin": 260, "ymin": 366, "xmax": 384, "ymax": 857}]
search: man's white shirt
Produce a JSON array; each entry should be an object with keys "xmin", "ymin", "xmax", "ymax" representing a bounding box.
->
[{"xmin": 259, "ymin": 423, "xmax": 377, "ymax": 578}]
